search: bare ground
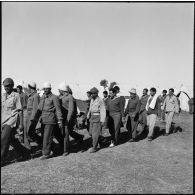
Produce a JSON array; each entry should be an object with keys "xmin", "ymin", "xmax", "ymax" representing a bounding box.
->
[{"xmin": 1, "ymin": 112, "xmax": 193, "ymax": 194}]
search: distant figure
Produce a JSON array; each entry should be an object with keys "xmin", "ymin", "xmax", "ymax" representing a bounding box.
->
[
  {"xmin": 87, "ymin": 87, "xmax": 106, "ymax": 153},
  {"xmin": 145, "ymin": 88, "xmax": 161, "ymax": 141},
  {"xmin": 107, "ymin": 88, "xmax": 125, "ymax": 147},
  {"xmin": 1, "ymin": 78, "xmax": 31, "ymax": 164},
  {"xmin": 158, "ymin": 90, "xmax": 167, "ymax": 121},
  {"xmin": 138, "ymin": 88, "xmax": 150, "ymax": 136},
  {"xmin": 103, "ymin": 90, "xmax": 109, "ymax": 129},
  {"xmin": 85, "ymin": 91, "xmax": 92, "ymax": 132},
  {"xmin": 26, "ymin": 82, "xmax": 42, "ymax": 150},
  {"xmin": 162, "ymin": 88, "xmax": 179, "ymax": 136},
  {"xmin": 16, "ymin": 85, "xmax": 28, "ymax": 141},
  {"xmin": 125, "ymin": 88, "xmax": 140, "ymax": 142}
]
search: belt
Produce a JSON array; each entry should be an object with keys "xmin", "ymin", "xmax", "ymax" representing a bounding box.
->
[{"xmin": 92, "ymin": 112, "xmax": 100, "ymax": 115}]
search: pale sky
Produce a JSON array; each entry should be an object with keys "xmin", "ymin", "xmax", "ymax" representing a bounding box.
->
[{"xmin": 2, "ymin": 2, "xmax": 194, "ymax": 97}]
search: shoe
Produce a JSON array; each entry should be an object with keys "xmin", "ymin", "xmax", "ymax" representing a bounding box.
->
[
  {"xmin": 40, "ymin": 151, "xmax": 53, "ymax": 160},
  {"xmin": 147, "ymin": 136, "xmax": 153, "ymax": 141},
  {"xmin": 129, "ymin": 138, "xmax": 135, "ymax": 142},
  {"xmin": 109, "ymin": 141, "xmax": 115, "ymax": 148},
  {"xmin": 97, "ymin": 143, "xmax": 101, "ymax": 149},
  {"xmin": 89, "ymin": 148, "xmax": 98, "ymax": 153},
  {"xmin": 164, "ymin": 133, "xmax": 169, "ymax": 136},
  {"xmin": 62, "ymin": 152, "xmax": 69, "ymax": 156},
  {"xmin": 17, "ymin": 153, "xmax": 32, "ymax": 162}
]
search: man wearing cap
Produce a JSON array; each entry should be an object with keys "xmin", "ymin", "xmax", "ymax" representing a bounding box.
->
[
  {"xmin": 137, "ymin": 88, "xmax": 150, "ymax": 136},
  {"xmin": 125, "ymin": 88, "xmax": 140, "ymax": 142},
  {"xmin": 32, "ymin": 82, "xmax": 63, "ymax": 160},
  {"xmin": 87, "ymin": 87, "xmax": 106, "ymax": 153},
  {"xmin": 1, "ymin": 78, "xmax": 31, "ymax": 164},
  {"xmin": 25, "ymin": 82, "xmax": 42, "ymax": 150},
  {"xmin": 58, "ymin": 82, "xmax": 83, "ymax": 156}
]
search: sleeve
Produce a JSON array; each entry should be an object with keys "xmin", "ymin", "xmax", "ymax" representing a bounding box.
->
[
  {"xmin": 175, "ymin": 96, "xmax": 179, "ymax": 113},
  {"xmin": 15, "ymin": 94, "xmax": 22, "ymax": 111},
  {"xmin": 124, "ymin": 100, "xmax": 129, "ymax": 116},
  {"xmin": 135, "ymin": 99, "xmax": 141, "ymax": 114},
  {"xmin": 53, "ymin": 95, "xmax": 63, "ymax": 123},
  {"xmin": 87, "ymin": 100, "xmax": 92, "ymax": 118},
  {"xmin": 30, "ymin": 94, "xmax": 40, "ymax": 120},
  {"xmin": 100, "ymin": 99, "xmax": 106, "ymax": 123},
  {"xmin": 119, "ymin": 98, "xmax": 125, "ymax": 117},
  {"xmin": 157, "ymin": 97, "xmax": 161, "ymax": 117},
  {"xmin": 161, "ymin": 96, "xmax": 167, "ymax": 111},
  {"xmin": 67, "ymin": 96, "xmax": 74, "ymax": 121}
]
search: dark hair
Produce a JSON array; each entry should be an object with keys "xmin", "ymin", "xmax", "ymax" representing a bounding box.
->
[
  {"xmin": 162, "ymin": 90, "xmax": 167, "ymax": 93},
  {"xmin": 150, "ymin": 87, "xmax": 156, "ymax": 93},
  {"xmin": 17, "ymin": 85, "xmax": 23, "ymax": 90},
  {"xmin": 87, "ymin": 91, "xmax": 92, "ymax": 95},
  {"xmin": 143, "ymin": 88, "xmax": 148, "ymax": 93},
  {"xmin": 103, "ymin": 91, "xmax": 108, "ymax": 95},
  {"xmin": 13, "ymin": 88, "xmax": 17, "ymax": 92},
  {"xmin": 169, "ymin": 88, "xmax": 174, "ymax": 93},
  {"xmin": 109, "ymin": 88, "xmax": 117, "ymax": 94},
  {"xmin": 113, "ymin": 86, "xmax": 120, "ymax": 91}
]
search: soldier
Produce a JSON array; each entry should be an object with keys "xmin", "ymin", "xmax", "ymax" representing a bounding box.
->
[
  {"xmin": 162, "ymin": 88, "xmax": 179, "ymax": 136},
  {"xmin": 58, "ymin": 82, "xmax": 84, "ymax": 156},
  {"xmin": 145, "ymin": 88, "xmax": 161, "ymax": 141},
  {"xmin": 85, "ymin": 91, "xmax": 92, "ymax": 132},
  {"xmin": 1, "ymin": 78, "xmax": 31, "ymax": 165},
  {"xmin": 103, "ymin": 90, "xmax": 109, "ymax": 129},
  {"xmin": 137, "ymin": 88, "xmax": 150, "ymax": 136},
  {"xmin": 158, "ymin": 90, "xmax": 167, "ymax": 121},
  {"xmin": 125, "ymin": 88, "xmax": 140, "ymax": 142},
  {"xmin": 107, "ymin": 88, "xmax": 125, "ymax": 147},
  {"xmin": 87, "ymin": 87, "xmax": 106, "ymax": 153},
  {"xmin": 31, "ymin": 82, "xmax": 63, "ymax": 160},
  {"xmin": 26, "ymin": 82, "xmax": 42, "ymax": 150}
]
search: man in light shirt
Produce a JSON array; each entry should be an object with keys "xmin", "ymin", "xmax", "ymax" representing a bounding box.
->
[
  {"xmin": 162, "ymin": 88, "xmax": 179, "ymax": 136},
  {"xmin": 87, "ymin": 87, "xmax": 106, "ymax": 153}
]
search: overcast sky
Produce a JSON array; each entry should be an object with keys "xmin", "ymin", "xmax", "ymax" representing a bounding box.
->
[{"xmin": 2, "ymin": 2, "xmax": 194, "ymax": 96}]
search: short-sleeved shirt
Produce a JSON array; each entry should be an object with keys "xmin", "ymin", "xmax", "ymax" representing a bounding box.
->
[{"xmin": 2, "ymin": 91, "xmax": 22, "ymax": 128}]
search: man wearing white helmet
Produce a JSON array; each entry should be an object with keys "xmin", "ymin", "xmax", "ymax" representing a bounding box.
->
[
  {"xmin": 31, "ymin": 82, "xmax": 63, "ymax": 160},
  {"xmin": 58, "ymin": 82, "xmax": 84, "ymax": 156}
]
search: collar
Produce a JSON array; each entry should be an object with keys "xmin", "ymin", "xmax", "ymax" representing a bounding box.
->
[
  {"xmin": 4, "ymin": 91, "xmax": 16, "ymax": 99},
  {"xmin": 28, "ymin": 91, "xmax": 36, "ymax": 97}
]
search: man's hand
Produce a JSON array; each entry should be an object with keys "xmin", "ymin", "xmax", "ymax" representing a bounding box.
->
[
  {"xmin": 18, "ymin": 124, "xmax": 24, "ymax": 131},
  {"xmin": 58, "ymin": 122, "xmax": 63, "ymax": 129}
]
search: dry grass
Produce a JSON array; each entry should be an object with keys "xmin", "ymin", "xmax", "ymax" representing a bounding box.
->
[{"xmin": 1, "ymin": 112, "xmax": 193, "ymax": 194}]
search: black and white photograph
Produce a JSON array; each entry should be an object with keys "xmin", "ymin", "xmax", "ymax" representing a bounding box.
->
[{"xmin": 1, "ymin": 1, "xmax": 194, "ymax": 194}]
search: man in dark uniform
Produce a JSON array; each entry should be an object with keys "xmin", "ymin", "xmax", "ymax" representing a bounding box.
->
[{"xmin": 32, "ymin": 82, "xmax": 63, "ymax": 160}]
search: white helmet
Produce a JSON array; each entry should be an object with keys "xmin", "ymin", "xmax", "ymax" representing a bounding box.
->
[
  {"xmin": 58, "ymin": 82, "xmax": 67, "ymax": 91},
  {"xmin": 28, "ymin": 81, "xmax": 36, "ymax": 89},
  {"xmin": 43, "ymin": 82, "xmax": 51, "ymax": 89}
]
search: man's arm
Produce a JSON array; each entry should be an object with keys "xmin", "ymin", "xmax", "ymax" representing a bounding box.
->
[
  {"xmin": 124, "ymin": 100, "xmax": 129, "ymax": 116},
  {"xmin": 67, "ymin": 96, "xmax": 74, "ymax": 122},
  {"xmin": 30, "ymin": 94, "xmax": 40, "ymax": 120},
  {"xmin": 16, "ymin": 94, "xmax": 23, "ymax": 130},
  {"xmin": 100, "ymin": 99, "xmax": 106, "ymax": 123},
  {"xmin": 53, "ymin": 95, "xmax": 63, "ymax": 124},
  {"xmin": 174, "ymin": 96, "xmax": 179, "ymax": 113}
]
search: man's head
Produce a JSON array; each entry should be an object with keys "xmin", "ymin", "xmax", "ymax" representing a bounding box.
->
[
  {"xmin": 90, "ymin": 87, "xmax": 99, "ymax": 99},
  {"xmin": 169, "ymin": 88, "xmax": 174, "ymax": 96},
  {"xmin": 162, "ymin": 89, "xmax": 167, "ymax": 96},
  {"xmin": 109, "ymin": 88, "xmax": 117, "ymax": 99},
  {"xmin": 113, "ymin": 86, "xmax": 120, "ymax": 94},
  {"xmin": 3, "ymin": 78, "xmax": 14, "ymax": 94},
  {"xmin": 28, "ymin": 82, "xmax": 36, "ymax": 93},
  {"xmin": 16, "ymin": 85, "xmax": 23, "ymax": 94},
  {"xmin": 150, "ymin": 87, "xmax": 156, "ymax": 96},
  {"xmin": 86, "ymin": 91, "xmax": 92, "ymax": 99},
  {"xmin": 43, "ymin": 82, "xmax": 52, "ymax": 95},
  {"xmin": 143, "ymin": 88, "xmax": 148, "ymax": 96},
  {"xmin": 129, "ymin": 88, "xmax": 136, "ymax": 99},
  {"xmin": 103, "ymin": 90, "xmax": 108, "ymax": 98}
]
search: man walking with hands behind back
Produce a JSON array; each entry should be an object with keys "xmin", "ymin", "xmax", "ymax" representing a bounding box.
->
[{"xmin": 87, "ymin": 87, "xmax": 106, "ymax": 153}]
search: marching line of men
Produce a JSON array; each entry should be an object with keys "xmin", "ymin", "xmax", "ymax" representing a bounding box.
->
[{"xmin": 1, "ymin": 77, "xmax": 180, "ymax": 165}]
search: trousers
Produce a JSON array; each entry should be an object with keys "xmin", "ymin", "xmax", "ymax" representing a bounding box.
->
[
  {"xmin": 1, "ymin": 125, "xmax": 30, "ymax": 160},
  {"xmin": 165, "ymin": 111, "xmax": 175, "ymax": 133},
  {"xmin": 147, "ymin": 114, "xmax": 157, "ymax": 137},
  {"xmin": 108, "ymin": 113, "xmax": 121, "ymax": 145},
  {"xmin": 126, "ymin": 114, "xmax": 139, "ymax": 139}
]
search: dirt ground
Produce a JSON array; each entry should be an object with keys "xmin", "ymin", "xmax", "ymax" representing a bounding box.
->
[{"xmin": 1, "ymin": 112, "xmax": 193, "ymax": 194}]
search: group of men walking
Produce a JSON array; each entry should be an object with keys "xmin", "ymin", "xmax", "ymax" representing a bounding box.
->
[{"xmin": 1, "ymin": 77, "xmax": 180, "ymax": 165}]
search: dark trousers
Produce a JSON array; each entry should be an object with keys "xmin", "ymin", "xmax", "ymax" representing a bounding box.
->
[
  {"xmin": 40, "ymin": 124, "xmax": 55, "ymax": 156},
  {"xmin": 1, "ymin": 125, "xmax": 30, "ymax": 160},
  {"xmin": 126, "ymin": 115, "xmax": 139, "ymax": 139},
  {"xmin": 108, "ymin": 113, "xmax": 122, "ymax": 145}
]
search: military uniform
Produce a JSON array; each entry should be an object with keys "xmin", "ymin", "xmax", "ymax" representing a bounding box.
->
[{"xmin": 1, "ymin": 91, "xmax": 30, "ymax": 160}]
